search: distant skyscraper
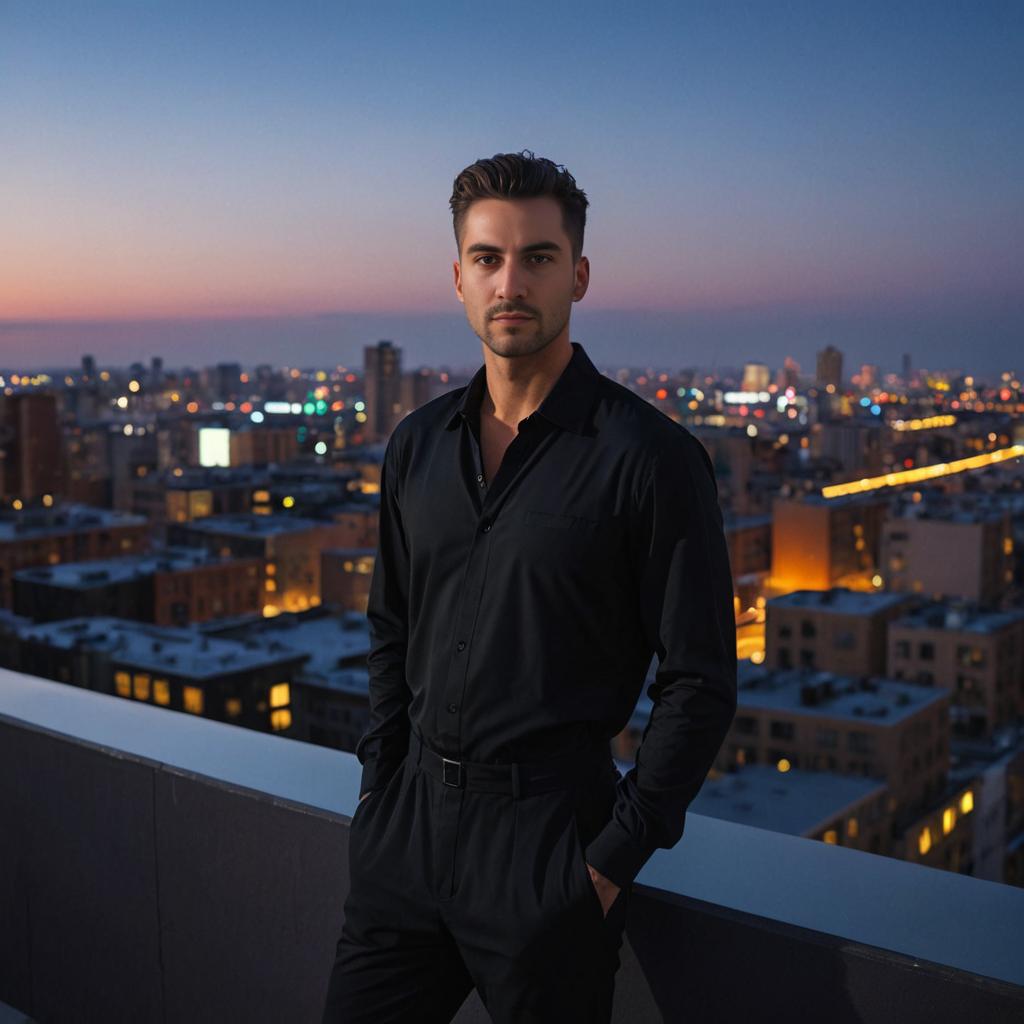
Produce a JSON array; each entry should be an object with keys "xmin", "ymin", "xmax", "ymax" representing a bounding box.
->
[
  {"xmin": 858, "ymin": 363, "xmax": 880, "ymax": 390},
  {"xmin": 902, "ymin": 352, "xmax": 912, "ymax": 387},
  {"xmin": 363, "ymin": 340, "xmax": 403, "ymax": 442},
  {"xmin": 775, "ymin": 356, "xmax": 800, "ymax": 391},
  {"xmin": 0, "ymin": 392, "xmax": 64, "ymax": 501},
  {"xmin": 151, "ymin": 356, "xmax": 164, "ymax": 387},
  {"xmin": 215, "ymin": 363, "xmax": 242, "ymax": 401},
  {"xmin": 81, "ymin": 354, "xmax": 96, "ymax": 381},
  {"xmin": 816, "ymin": 345, "xmax": 843, "ymax": 391},
  {"xmin": 741, "ymin": 361, "xmax": 770, "ymax": 392}
]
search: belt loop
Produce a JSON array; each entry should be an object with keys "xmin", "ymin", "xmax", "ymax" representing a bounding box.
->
[{"xmin": 510, "ymin": 761, "xmax": 521, "ymax": 801}]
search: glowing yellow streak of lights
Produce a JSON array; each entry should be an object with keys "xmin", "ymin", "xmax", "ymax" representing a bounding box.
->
[{"xmin": 821, "ymin": 446, "xmax": 1024, "ymax": 499}]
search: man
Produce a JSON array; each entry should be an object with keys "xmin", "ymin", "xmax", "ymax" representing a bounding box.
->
[{"xmin": 321, "ymin": 150, "xmax": 737, "ymax": 1023}]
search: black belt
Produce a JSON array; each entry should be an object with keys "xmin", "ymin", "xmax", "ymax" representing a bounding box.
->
[{"xmin": 409, "ymin": 729, "xmax": 610, "ymax": 799}]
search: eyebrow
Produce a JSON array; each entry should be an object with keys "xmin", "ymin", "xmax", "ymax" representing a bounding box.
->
[{"xmin": 464, "ymin": 240, "xmax": 563, "ymax": 255}]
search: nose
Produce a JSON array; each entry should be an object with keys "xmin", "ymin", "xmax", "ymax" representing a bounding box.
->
[{"xmin": 494, "ymin": 261, "xmax": 528, "ymax": 301}]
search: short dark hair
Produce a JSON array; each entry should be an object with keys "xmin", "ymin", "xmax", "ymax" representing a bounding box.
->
[{"xmin": 449, "ymin": 149, "xmax": 589, "ymax": 263}]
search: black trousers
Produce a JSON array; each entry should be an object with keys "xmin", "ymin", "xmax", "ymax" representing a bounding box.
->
[{"xmin": 320, "ymin": 742, "xmax": 632, "ymax": 1023}]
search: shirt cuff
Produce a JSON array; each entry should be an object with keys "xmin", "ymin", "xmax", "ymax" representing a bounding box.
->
[
  {"xmin": 358, "ymin": 756, "xmax": 404, "ymax": 796},
  {"xmin": 584, "ymin": 817, "xmax": 656, "ymax": 890}
]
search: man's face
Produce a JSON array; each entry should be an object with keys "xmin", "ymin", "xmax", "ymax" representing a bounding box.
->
[{"xmin": 453, "ymin": 196, "xmax": 589, "ymax": 359}]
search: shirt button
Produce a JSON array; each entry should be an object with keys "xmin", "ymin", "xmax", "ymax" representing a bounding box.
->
[
  {"xmin": 447, "ymin": 703, "xmax": 458, "ymax": 713},
  {"xmin": 456, "ymin": 641, "xmax": 466, "ymax": 652},
  {"xmin": 476, "ymin": 474, "xmax": 483, "ymax": 482},
  {"xmin": 481, "ymin": 521, "xmax": 492, "ymax": 532}
]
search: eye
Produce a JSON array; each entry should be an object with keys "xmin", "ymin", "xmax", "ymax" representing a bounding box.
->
[
  {"xmin": 475, "ymin": 255, "xmax": 498, "ymax": 265},
  {"xmin": 530, "ymin": 254, "xmax": 552, "ymax": 264}
]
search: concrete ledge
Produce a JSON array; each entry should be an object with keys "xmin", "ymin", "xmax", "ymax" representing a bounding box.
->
[{"xmin": 2, "ymin": 669, "xmax": 1023, "ymax": 1022}]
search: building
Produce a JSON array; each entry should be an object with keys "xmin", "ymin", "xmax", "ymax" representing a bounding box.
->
[
  {"xmin": 689, "ymin": 763, "xmax": 890, "ymax": 854},
  {"xmin": 741, "ymin": 362, "xmax": 771, "ymax": 393},
  {"xmin": 816, "ymin": 345, "xmax": 843, "ymax": 391},
  {"xmin": 0, "ymin": 504, "xmax": 149, "ymax": 609},
  {"xmin": 771, "ymin": 492, "xmax": 889, "ymax": 593},
  {"xmin": 723, "ymin": 664, "xmax": 952, "ymax": 831},
  {"xmin": 765, "ymin": 587, "xmax": 916, "ymax": 676},
  {"xmin": 12, "ymin": 547, "xmax": 263, "ymax": 627},
  {"xmin": 888, "ymin": 601, "xmax": 1024, "ymax": 737},
  {"xmin": 724, "ymin": 513, "xmax": 771, "ymax": 608},
  {"xmin": 811, "ymin": 419, "xmax": 885, "ymax": 477},
  {"xmin": 0, "ymin": 392, "xmax": 64, "ymax": 501},
  {"xmin": 949, "ymin": 723, "xmax": 1024, "ymax": 885},
  {"xmin": 204, "ymin": 607, "xmax": 372, "ymax": 753},
  {"xmin": 167, "ymin": 513, "xmax": 355, "ymax": 616},
  {"xmin": 881, "ymin": 496, "xmax": 1015, "ymax": 605},
  {"xmin": 12, "ymin": 616, "xmax": 307, "ymax": 735},
  {"xmin": 320, "ymin": 547, "xmax": 375, "ymax": 614},
  {"xmin": 363, "ymin": 340, "xmax": 403, "ymax": 442}
]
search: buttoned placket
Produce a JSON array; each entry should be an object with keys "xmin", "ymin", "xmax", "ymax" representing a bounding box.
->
[{"xmin": 433, "ymin": 411, "xmax": 556, "ymax": 900}]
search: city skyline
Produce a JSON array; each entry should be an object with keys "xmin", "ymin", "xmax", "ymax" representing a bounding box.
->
[{"xmin": 2, "ymin": 2, "xmax": 1022, "ymax": 372}]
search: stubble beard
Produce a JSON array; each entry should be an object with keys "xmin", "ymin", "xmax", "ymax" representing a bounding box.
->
[{"xmin": 472, "ymin": 305, "xmax": 572, "ymax": 360}]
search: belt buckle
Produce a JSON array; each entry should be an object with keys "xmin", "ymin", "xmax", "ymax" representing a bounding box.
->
[{"xmin": 442, "ymin": 757, "xmax": 463, "ymax": 788}]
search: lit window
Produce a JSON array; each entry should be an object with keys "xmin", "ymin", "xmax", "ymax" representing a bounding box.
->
[
  {"xmin": 225, "ymin": 698, "xmax": 242, "ymax": 718},
  {"xmin": 271, "ymin": 708, "xmax": 292, "ymax": 731},
  {"xmin": 183, "ymin": 686, "xmax": 204, "ymax": 714},
  {"xmin": 942, "ymin": 807, "xmax": 956, "ymax": 834},
  {"xmin": 153, "ymin": 679, "xmax": 170, "ymax": 706},
  {"xmin": 132, "ymin": 673, "xmax": 151, "ymax": 701},
  {"xmin": 823, "ymin": 830, "xmax": 837, "ymax": 844},
  {"xmin": 114, "ymin": 670, "xmax": 131, "ymax": 698},
  {"xmin": 960, "ymin": 790, "xmax": 974, "ymax": 814},
  {"xmin": 918, "ymin": 827, "xmax": 932, "ymax": 855},
  {"xmin": 847, "ymin": 817, "xmax": 858, "ymax": 838},
  {"xmin": 270, "ymin": 683, "xmax": 290, "ymax": 708}
]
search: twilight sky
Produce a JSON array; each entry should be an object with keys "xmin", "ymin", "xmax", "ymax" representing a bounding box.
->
[{"xmin": 1, "ymin": 1, "xmax": 1022, "ymax": 377}]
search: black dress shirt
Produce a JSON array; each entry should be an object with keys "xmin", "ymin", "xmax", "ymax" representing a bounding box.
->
[{"xmin": 356, "ymin": 340, "xmax": 737, "ymax": 888}]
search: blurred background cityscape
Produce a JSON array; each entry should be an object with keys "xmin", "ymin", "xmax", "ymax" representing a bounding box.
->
[{"xmin": 1, "ymin": 339, "xmax": 1022, "ymax": 886}]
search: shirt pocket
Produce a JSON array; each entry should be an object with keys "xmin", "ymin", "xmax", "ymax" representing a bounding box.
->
[
  {"xmin": 524, "ymin": 508, "xmax": 603, "ymax": 530},
  {"xmin": 519, "ymin": 507, "xmax": 625, "ymax": 587}
]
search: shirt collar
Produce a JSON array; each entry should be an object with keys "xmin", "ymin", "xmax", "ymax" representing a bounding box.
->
[{"xmin": 444, "ymin": 341, "xmax": 602, "ymax": 435}]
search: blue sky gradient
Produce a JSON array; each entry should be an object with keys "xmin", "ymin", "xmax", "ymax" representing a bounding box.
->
[{"xmin": 2, "ymin": 1, "xmax": 1021, "ymax": 374}]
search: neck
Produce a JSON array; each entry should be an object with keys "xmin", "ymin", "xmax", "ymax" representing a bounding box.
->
[{"xmin": 480, "ymin": 338, "xmax": 573, "ymax": 428}]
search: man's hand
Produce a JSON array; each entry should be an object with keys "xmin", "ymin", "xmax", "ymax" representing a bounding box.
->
[{"xmin": 585, "ymin": 862, "xmax": 621, "ymax": 918}]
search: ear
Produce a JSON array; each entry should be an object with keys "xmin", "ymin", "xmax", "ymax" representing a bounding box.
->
[
  {"xmin": 572, "ymin": 255, "xmax": 590, "ymax": 302},
  {"xmin": 453, "ymin": 258, "xmax": 464, "ymax": 304}
]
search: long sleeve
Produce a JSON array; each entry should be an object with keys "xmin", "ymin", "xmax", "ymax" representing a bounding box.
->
[
  {"xmin": 584, "ymin": 430, "xmax": 738, "ymax": 889},
  {"xmin": 355, "ymin": 431, "xmax": 413, "ymax": 796}
]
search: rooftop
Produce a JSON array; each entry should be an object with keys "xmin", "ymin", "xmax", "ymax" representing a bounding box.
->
[
  {"xmin": 0, "ymin": 504, "xmax": 147, "ymax": 541},
  {"xmin": 691, "ymin": 763, "xmax": 886, "ymax": 836},
  {"xmin": 767, "ymin": 587, "xmax": 913, "ymax": 616},
  {"xmin": 17, "ymin": 617, "xmax": 304, "ymax": 679},
  {"xmin": 737, "ymin": 663, "xmax": 948, "ymax": 724},
  {"xmin": 892, "ymin": 600, "xmax": 1024, "ymax": 635},
  {"xmin": 176, "ymin": 512, "xmax": 323, "ymax": 537},
  {"xmin": 207, "ymin": 609, "xmax": 371, "ymax": 696},
  {"xmin": 13, "ymin": 547, "xmax": 249, "ymax": 589}
]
